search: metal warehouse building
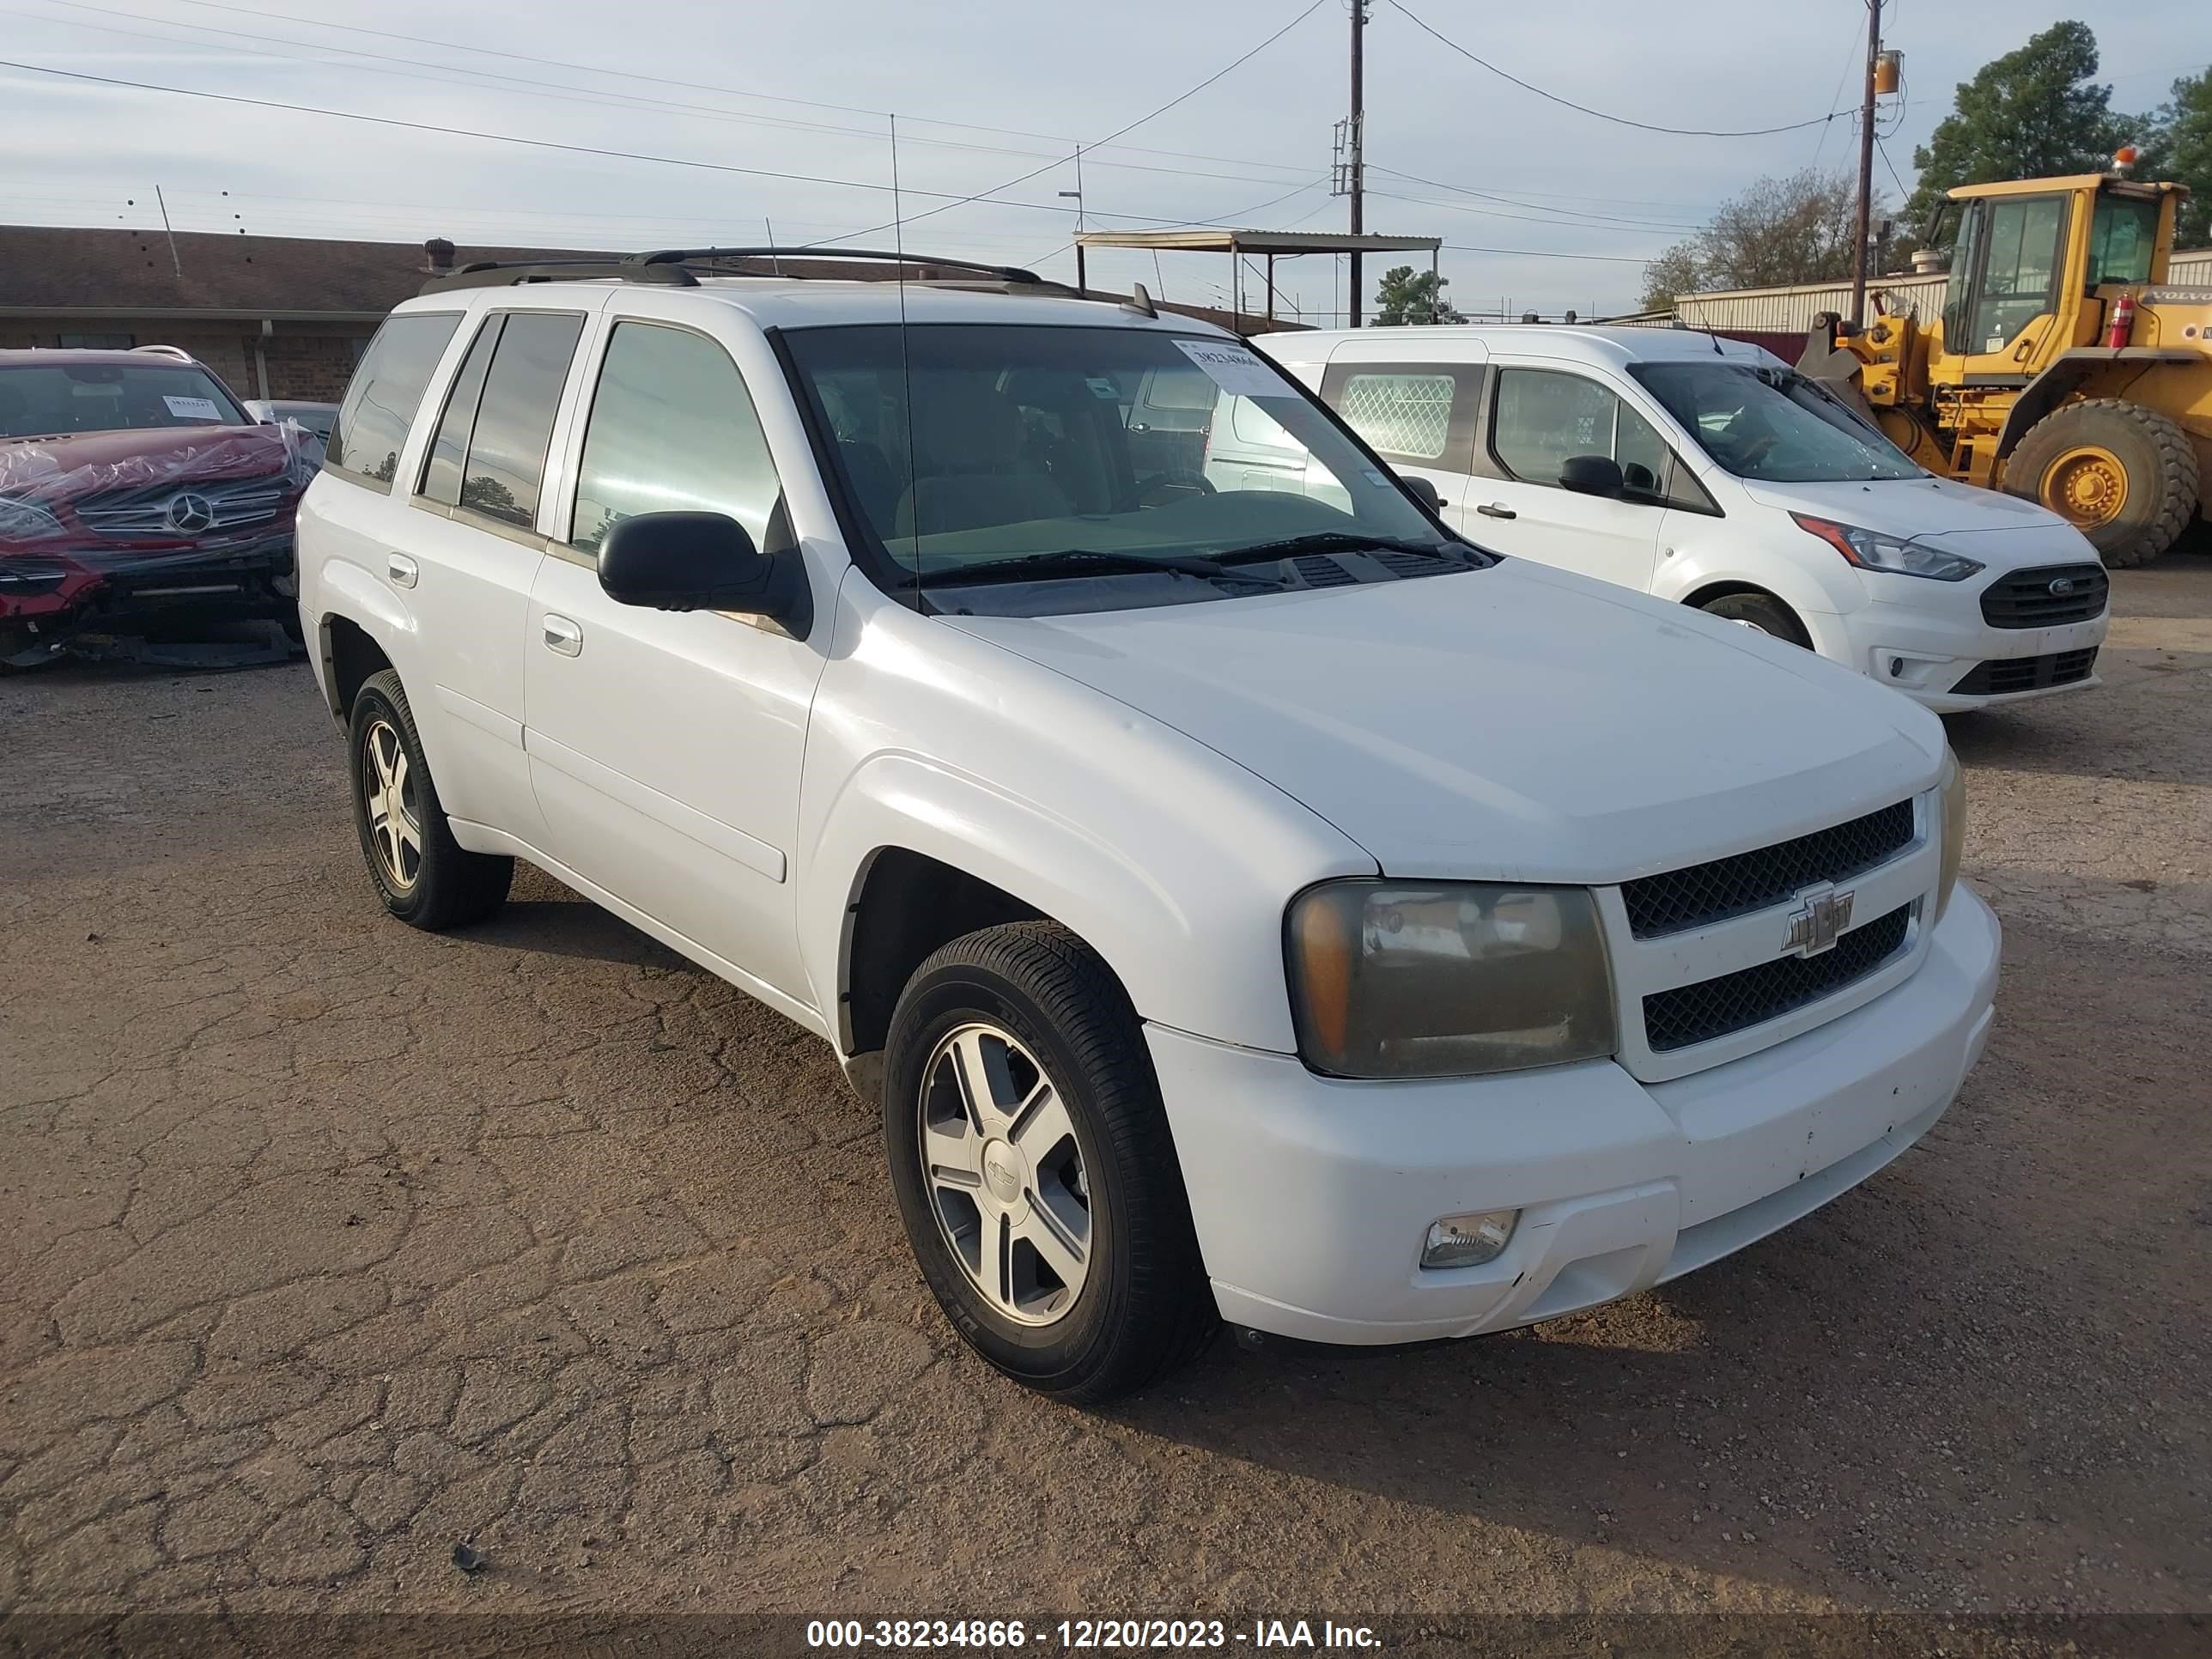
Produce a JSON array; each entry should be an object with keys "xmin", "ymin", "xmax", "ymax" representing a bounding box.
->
[{"xmin": 1663, "ymin": 246, "xmax": 2212, "ymax": 355}]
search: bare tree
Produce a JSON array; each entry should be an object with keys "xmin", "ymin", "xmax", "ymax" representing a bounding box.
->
[{"xmin": 1640, "ymin": 170, "xmax": 1875, "ymax": 310}]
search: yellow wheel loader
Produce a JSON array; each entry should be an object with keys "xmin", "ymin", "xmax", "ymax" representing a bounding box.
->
[{"xmin": 1799, "ymin": 159, "xmax": 2210, "ymax": 567}]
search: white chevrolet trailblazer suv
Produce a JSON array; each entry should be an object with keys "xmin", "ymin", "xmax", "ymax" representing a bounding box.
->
[{"xmin": 299, "ymin": 249, "xmax": 1999, "ymax": 1400}]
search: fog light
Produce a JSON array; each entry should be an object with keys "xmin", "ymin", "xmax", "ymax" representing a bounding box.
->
[{"xmin": 1421, "ymin": 1209, "xmax": 1519, "ymax": 1269}]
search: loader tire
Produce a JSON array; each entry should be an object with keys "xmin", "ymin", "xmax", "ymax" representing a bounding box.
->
[{"xmin": 2007, "ymin": 399, "xmax": 2200, "ymax": 568}]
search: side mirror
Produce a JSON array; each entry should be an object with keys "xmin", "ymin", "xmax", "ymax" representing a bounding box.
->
[
  {"xmin": 598, "ymin": 511, "xmax": 811, "ymax": 637},
  {"xmin": 1401, "ymin": 473, "xmax": 1442, "ymax": 514},
  {"xmin": 1558, "ymin": 454, "xmax": 1625, "ymax": 498}
]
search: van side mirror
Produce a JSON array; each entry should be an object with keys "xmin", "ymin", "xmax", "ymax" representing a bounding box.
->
[
  {"xmin": 1401, "ymin": 474, "xmax": 1442, "ymax": 513},
  {"xmin": 597, "ymin": 511, "xmax": 811, "ymax": 637},
  {"xmin": 1558, "ymin": 454, "xmax": 1625, "ymax": 498}
]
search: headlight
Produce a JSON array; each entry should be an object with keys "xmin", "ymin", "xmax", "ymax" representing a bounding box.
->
[
  {"xmin": 1792, "ymin": 513, "xmax": 1983, "ymax": 581},
  {"xmin": 1285, "ymin": 880, "xmax": 1616, "ymax": 1079},
  {"xmin": 1936, "ymin": 748, "xmax": 1966, "ymax": 921},
  {"xmin": 0, "ymin": 495, "xmax": 66, "ymax": 541}
]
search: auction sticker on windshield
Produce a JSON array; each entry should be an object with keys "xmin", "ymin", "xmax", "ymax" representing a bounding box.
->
[
  {"xmin": 1172, "ymin": 338, "xmax": 1283, "ymax": 398},
  {"xmin": 162, "ymin": 395, "xmax": 222, "ymax": 420}
]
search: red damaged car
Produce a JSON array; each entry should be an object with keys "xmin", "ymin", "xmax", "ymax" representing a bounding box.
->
[{"xmin": 0, "ymin": 348, "xmax": 313, "ymax": 667}]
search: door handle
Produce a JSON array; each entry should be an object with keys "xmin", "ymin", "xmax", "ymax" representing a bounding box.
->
[
  {"xmin": 1476, "ymin": 502, "xmax": 1517, "ymax": 520},
  {"xmin": 542, "ymin": 614, "xmax": 583, "ymax": 657},
  {"xmin": 386, "ymin": 552, "xmax": 418, "ymax": 588}
]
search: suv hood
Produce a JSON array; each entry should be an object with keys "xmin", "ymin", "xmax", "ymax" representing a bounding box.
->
[
  {"xmin": 1739, "ymin": 474, "xmax": 2100, "ymax": 563},
  {"xmin": 947, "ymin": 560, "xmax": 1944, "ymax": 882}
]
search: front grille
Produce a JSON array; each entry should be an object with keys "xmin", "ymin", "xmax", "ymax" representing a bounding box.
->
[
  {"xmin": 75, "ymin": 475, "xmax": 289, "ymax": 538},
  {"xmin": 1979, "ymin": 563, "xmax": 2108, "ymax": 629},
  {"xmin": 1642, "ymin": 902, "xmax": 1913, "ymax": 1053},
  {"xmin": 1620, "ymin": 799, "xmax": 1916, "ymax": 939},
  {"xmin": 1950, "ymin": 647, "xmax": 2099, "ymax": 697}
]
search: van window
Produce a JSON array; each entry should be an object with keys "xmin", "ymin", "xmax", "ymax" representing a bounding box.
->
[
  {"xmin": 453, "ymin": 313, "xmax": 584, "ymax": 529},
  {"xmin": 1337, "ymin": 371, "xmax": 1455, "ymax": 461},
  {"xmin": 328, "ymin": 312, "xmax": 461, "ymax": 486},
  {"xmin": 1491, "ymin": 369, "xmax": 1648, "ymax": 486},
  {"xmin": 570, "ymin": 322, "xmax": 787, "ymax": 556}
]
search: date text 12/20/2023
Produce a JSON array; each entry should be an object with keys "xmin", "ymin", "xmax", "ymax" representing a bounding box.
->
[{"xmin": 805, "ymin": 1620, "xmax": 1382, "ymax": 1650}]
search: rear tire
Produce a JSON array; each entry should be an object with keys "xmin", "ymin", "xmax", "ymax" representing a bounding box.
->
[
  {"xmin": 347, "ymin": 668, "xmax": 513, "ymax": 930},
  {"xmin": 1698, "ymin": 590, "xmax": 1811, "ymax": 647},
  {"xmin": 882, "ymin": 921, "xmax": 1216, "ymax": 1401},
  {"xmin": 2007, "ymin": 399, "xmax": 2199, "ymax": 568}
]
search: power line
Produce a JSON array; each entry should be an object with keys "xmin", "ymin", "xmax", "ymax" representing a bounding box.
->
[
  {"xmin": 1364, "ymin": 170, "xmax": 1707, "ymax": 231},
  {"xmin": 823, "ymin": 0, "xmax": 1329, "ymax": 245},
  {"xmin": 1443, "ymin": 243, "xmax": 1655, "ymax": 264},
  {"xmin": 1385, "ymin": 0, "xmax": 1854, "ymax": 139},
  {"xmin": 0, "ymin": 55, "xmax": 1312, "ymax": 233},
  {"xmin": 46, "ymin": 0, "xmax": 1337, "ymax": 184},
  {"xmin": 1876, "ymin": 136, "xmax": 1911, "ymax": 202},
  {"xmin": 10, "ymin": 0, "xmax": 1322, "ymax": 192}
]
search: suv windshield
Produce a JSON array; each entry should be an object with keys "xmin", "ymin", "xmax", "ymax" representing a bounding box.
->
[
  {"xmin": 1631, "ymin": 361, "xmax": 1922, "ymax": 483},
  {"xmin": 0, "ymin": 361, "xmax": 248, "ymax": 441},
  {"xmin": 781, "ymin": 323, "xmax": 1456, "ymax": 607}
]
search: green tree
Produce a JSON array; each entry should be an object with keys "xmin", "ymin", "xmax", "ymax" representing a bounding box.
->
[
  {"xmin": 1372, "ymin": 265, "xmax": 1465, "ymax": 325},
  {"xmin": 1905, "ymin": 21, "xmax": 2124, "ymax": 228},
  {"xmin": 1638, "ymin": 170, "xmax": 1868, "ymax": 307},
  {"xmin": 2135, "ymin": 68, "xmax": 2212, "ymax": 246}
]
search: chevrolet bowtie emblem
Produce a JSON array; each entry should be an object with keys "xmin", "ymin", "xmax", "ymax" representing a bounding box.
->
[{"xmin": 1783, "ymin": 884, "xmax": 1855, "ymax": 957}]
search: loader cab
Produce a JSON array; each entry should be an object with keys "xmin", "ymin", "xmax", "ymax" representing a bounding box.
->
[{"xmin": 1931, "ymin": 175, "xmax": 2179, "ymax": 380}]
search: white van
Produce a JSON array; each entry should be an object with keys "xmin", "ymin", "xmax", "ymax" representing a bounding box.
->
[{"xmin": 1248, "ymin": 325, "xmax": 2112, "ymax": 712}]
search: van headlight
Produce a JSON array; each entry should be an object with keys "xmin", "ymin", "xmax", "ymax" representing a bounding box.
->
[
  {"xmin": 1936, "ymin": 748, "xmax": 1966, "ymax": 921},
  {"xmin": 1285, "ymin": 881, "xmax": 1616, "ymax": 1078}
]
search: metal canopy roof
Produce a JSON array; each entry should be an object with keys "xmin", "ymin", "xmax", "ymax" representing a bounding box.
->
[{"xmin": 1074, "ymin": 229, "xmax": 1440, "ymax": 255}]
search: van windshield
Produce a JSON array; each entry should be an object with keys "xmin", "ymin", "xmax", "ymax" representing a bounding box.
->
[
  {"xmin": 1631, "ymin": 361, "xmax": 1922, "ymax": 483},
  {"xmin": 781, "ymin": 322, "xmax": 1458, "ymax": 606}
]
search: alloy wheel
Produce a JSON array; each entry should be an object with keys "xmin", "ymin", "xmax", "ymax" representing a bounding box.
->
[
  {"xmin": 917, "ymin": 1021, "xmax": 1092, "ymax": 1327},
  {"xmin": 361, "ymin": 718, "xmax": 422, "ymax": 893}
]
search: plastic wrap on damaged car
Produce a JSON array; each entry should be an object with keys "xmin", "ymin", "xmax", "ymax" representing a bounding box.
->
[{"xmin": 0, "ymin": 421, "xmax": 316, "ymax": 665}]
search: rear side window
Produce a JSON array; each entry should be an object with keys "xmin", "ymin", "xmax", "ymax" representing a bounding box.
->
[
  {"xmin": 417, "ymin": 316, "xmax": 503, "ymax": 507},
  {"xmin": 569, "ymin": 321, "xmax": 785, "ymax": 555},
  {"xmin": 328, "ymin": 312, "xmax": 461, "ymax": 486},
  {"xmin": 1337, "ymin": 371, "xmax": 1455, "ymax": 461},
  {"xmin": 451, "ymin": 313, "xmax": 584, "ymax": 529}
]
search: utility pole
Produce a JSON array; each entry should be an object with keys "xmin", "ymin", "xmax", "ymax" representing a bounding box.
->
[
  {"xmin": 1348, "ymin": 0, "xmax": 1367, "ymax": 326},
  {"xmin": 1060, "ymin": 146, "xmax": 1087, "ymax": 295},
  {"xmin": 1849, "ymin": 0, "xmax": 1881, "ymax": 325}
]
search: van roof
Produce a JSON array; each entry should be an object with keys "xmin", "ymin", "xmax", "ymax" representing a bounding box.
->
[
  {"xmin": 1254, "ymin": 324, "xmax": 1782, "ymax": 370},
  {"xmin": 395, "ymin": 273, "xmax": 1232, "ymax": 337}
]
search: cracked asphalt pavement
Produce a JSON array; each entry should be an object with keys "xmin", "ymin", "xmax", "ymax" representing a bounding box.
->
[{"xmin": 3, "ymin": 562, "xmax": 2208, "ymax": 1636}]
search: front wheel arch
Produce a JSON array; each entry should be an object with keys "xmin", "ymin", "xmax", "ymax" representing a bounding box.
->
[{"xmin": 1681, "ymin": 582, "xmax": 1814, "ymax": 648}]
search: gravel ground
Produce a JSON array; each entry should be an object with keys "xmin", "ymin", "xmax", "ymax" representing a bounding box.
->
[{"xmin": 2, "ymin": 562, "xmax": 2207, "ymax": 1648}]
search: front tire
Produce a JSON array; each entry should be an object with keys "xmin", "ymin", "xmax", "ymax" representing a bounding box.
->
[
  {"xmin": 1698, "ymin": 590, "xmax": 1811, "ymax": 647},
  {"xmin": 882, "ymin": 921, "xmax": 1216, "ymax": 1401},
  {"xmin": 2008, "ymin": 399, "xmax": 2200, "ymax": 568},
  {"xmin": 347, "ymin": 668, "xmax": 513, "ymax": 930}
]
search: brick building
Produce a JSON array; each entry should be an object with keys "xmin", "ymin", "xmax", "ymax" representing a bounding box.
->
[
  {"xmin": 0, "ymin": 226, "xmax": 602, "ymax": 403},
  {"xmin": 0, "ymin": 224, "xmax": 1295, "ymax": 404}
]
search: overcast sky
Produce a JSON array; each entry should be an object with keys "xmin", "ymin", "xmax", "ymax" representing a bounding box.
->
[{"xmin": 2, "ymin": 0, "xmax": 2199, "ymax": 320}]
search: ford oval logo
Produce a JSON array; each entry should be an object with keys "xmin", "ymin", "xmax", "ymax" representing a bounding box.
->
[
  {"xmin": 165, "ymin": 491, "xmax": 216, "ymax": 534},
  {"xmin": 2048, "ymin": 576, "xmax": 2078, "ymax": 597}
]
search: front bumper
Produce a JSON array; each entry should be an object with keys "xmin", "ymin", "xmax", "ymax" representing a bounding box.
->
[
  {"xmin": 1827, "ymin": 596, "xmax": 2108, "ymax": 712},
  {"xmin": 0, "ymin": 532, "xmax": 296, "ymax": 665},
  {"xmin": 1150, "ymin": 885, "xmax": 2000, "ymax": 1346}
]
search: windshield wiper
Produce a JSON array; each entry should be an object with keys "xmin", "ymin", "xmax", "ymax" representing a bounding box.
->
[
  {"xmin": 916, "ymin": 548, "xmax": 1292, "ymax": 588},
  {"xmin": 1214, "ymin": 530, "xmax": 1480, "ymax": 565}
]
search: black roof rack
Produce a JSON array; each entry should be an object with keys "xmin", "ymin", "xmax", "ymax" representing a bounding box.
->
[{"xmin": 422, "ymin": 246, "xmax": 1048, "ymax": 295}]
